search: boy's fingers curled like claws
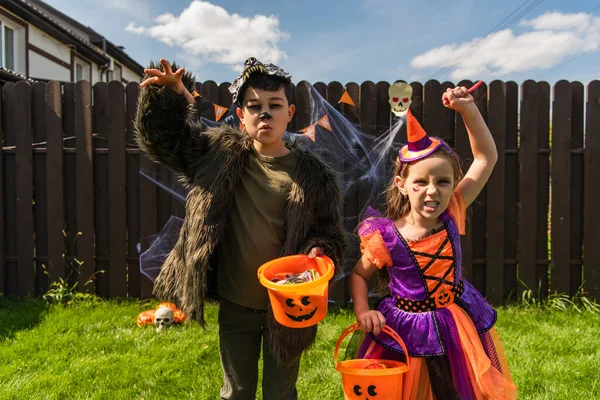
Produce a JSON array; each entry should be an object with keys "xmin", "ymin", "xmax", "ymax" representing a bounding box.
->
[
  {"xmin": 140, "ymin": 77, "xmax": 158, "ymax": 87},
  {"xmin": 144, "ymin": 69, "xmax": 162, "ymax": 77},
  {"xmin": 160, "ymin": 59, "xmax": 173, "ymax": 74}
]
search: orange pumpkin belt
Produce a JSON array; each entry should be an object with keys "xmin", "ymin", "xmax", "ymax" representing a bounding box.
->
[{"xmin": 395, "ymin": 279, "xmax": 464, "ymax": 312}]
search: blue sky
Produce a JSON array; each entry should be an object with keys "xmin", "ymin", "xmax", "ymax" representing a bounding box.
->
[{"xmin": 44, "ymin": 0, "xmax": 600, "ymax": 85}]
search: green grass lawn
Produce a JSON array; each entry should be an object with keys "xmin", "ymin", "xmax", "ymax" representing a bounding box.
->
[{"xmin": 0, "ymin": 298, "xmax": 598, "ymax": 399}]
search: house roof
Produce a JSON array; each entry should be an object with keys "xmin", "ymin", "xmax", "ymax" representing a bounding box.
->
[
  {"xmin": 27, "ymin": 0, "xmax": 144, "ymax": 75},
  {"xmin": 0, "ymin": 66, "xmax": 36, "ymax": 83},
  {"xmin": 0, "ymin": 0, "xmax": 144, "ymax": 75}
]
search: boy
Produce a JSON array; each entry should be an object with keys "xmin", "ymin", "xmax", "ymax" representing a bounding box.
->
[{"xmin": 135, "ymin": 57, "xmax": 345, "ymax": 399}]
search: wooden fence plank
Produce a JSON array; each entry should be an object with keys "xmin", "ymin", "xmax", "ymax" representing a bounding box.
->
[
  {"xmin": 536, "ymin": 82, "xmax": 551, "ymax": 298},
  {"xmin": 326, "ymin": 81, "xmax": 346, "ymax": 304},
  {"xmin": 343, "ymin": 82, "xmax": 360, "ymax": 304},
  {"xmin": 486, "ymin": 80, "xmax": 506, "ymax": 304},
  {"xmin": 126, "ymin": 83, "xmax": 141, "ymax": 298},
  {"xmin": 569, "ymin": 82, "xmax": 584, "ymax": 296},
  {"xmin": 584, "ymin": 81, "xmax": 600, "ymax": 299},
  {"xmin": 440, "ymin": 82, "xmax": 456, "ymax": 146},
  {"xmin": 551, "ymin": 80, "xmax": 572, "ymax": 295},
  {"xmin": 1, "ymin": 84, "xmax": 16, "ymax": 295},
  {"xmin": 504, "ymin": 81, "xmax": 519, "ymax": 299},
  {"xmin": 294, "ymin": 81, "xmax": 311, "ymax": 132},
  {"xmin": 45, "ymin": 81, "xmax": 65, "ymax": 284},
  {"xmin": 156, "ymin": 165, "xmax": 172, "ymax": 233},
  {"xmin": 314, "ymin": 82, "xmax": 326, "ymax": 99},
  {"xmin": 376, "ymin": 81, "xmax": 390, "ymax": 137},
  {"xmin": 0, "ymin": 86, "xmax": 4, "ymax": 293},
  {"xmin": 218, "ymin": 82, "xmax": 232, "ymax": 108},
  {"xmin": 93, "ymin": 82, "xmax": 110, "ymax": 297},
  {"xmin": 288, "ymin": 83, "xmax": 297, "ymax": 132},
  {"xmin": 201, "ymin": 80, "xmax": 219, "ymax": 120},
  {"xmin": 359, "ymin": 81, "xmax": 377, "ymax": 215},
  {"xmin": 454, "ymin": 79, "xmax": 473, "ymax": 284},
  {"xmin": 32, "ymin": 82, "xmax": 48, "ymax": 294},
  {"xmin": 471, "ymin": 81, "xmax": 488, "ymax": 294},
  {"xmin": 519, "ymin": 80, "xmax": 539, "ymax": 296},
  {"xmin": 108, "ymin": 81, "xmax": 128, "ymax": 298},
  {"xmin": 374, "ymin": 81, "xmax": 391, "ymax": 211},
  {"xmin": 139, "ymin": 147, "xmax": 158, "ymax": 299},
  {"xmin": 423, "ymin": 80, "xmax": 442, "ymax": 137},
  {"xmin": 410, "ymin": 82, "xmax": 424, "ymax": 127},
  {"xmin": 63, "ymin": 83, "xmax": 78, "ymax": 285},
  {"xmin": 75, "ymin": 81, "xmax": 95, "ymax": 292},
  {"xmin": 14, "ymin": 82, "xmax": 35, "ymax": 296}
]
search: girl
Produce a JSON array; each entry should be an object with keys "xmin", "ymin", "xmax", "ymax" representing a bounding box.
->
[{"xmin": 349, "ymin": 86, "xmax": 517, "ymax": 399}]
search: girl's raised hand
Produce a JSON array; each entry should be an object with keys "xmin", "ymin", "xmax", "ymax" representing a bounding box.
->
[
  {"xmin": 141, "ymin": 58, "xmax": 186, "ymax": 94},
  {"xmin": 442, "ymin": 86, "xmax": 474, "ymax": 112},
  {"xmin": 357, "ymin": 310, "xmax": 386, "ymax": 335}
]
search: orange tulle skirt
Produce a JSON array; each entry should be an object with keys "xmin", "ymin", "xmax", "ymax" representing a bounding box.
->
[{"xmin": 364, "ymin": 304, "xmax": 517, "ymax": 399}]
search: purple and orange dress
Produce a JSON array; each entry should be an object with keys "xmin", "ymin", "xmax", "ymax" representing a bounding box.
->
[{"xmin": 357, "ymin": 192, "xmax": 516, "ymax": 399}]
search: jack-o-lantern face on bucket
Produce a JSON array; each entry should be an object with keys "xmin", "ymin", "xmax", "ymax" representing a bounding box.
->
[
  {"xmin": 352, "ymin": 384, "xmax": 378, "ymax": 399},
  {"xmin": 284, "ymin": 295, "xmax": 318, "ymax": 322}
]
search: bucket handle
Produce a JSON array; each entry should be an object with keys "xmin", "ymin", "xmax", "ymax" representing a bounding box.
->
[{"xmin": 334, "ymin": 322, "xmax": 410, "ymax": 370}]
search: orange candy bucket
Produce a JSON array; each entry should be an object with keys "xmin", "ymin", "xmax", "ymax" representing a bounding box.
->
[
  {"xmin": 334, "ymin": 322, "xmax": 410, "ymax": 400},
  {"xmin": 257, "ymin": 255, "xmax": 334, "ymax": 328}
]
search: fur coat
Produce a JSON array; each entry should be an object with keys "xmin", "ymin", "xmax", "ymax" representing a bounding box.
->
[{"xmin": 134, "ymin": 64, "xmax": 346, "ymax": 361}]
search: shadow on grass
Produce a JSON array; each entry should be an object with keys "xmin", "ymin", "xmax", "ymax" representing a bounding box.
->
[{"xmin": 0, "ymin": 296, "xmax": 48, "ymax": 341}]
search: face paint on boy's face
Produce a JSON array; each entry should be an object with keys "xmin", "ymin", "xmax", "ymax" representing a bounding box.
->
[{"xmin": 236, "ymin": 87, "xmax": 295, "ymax": 152}]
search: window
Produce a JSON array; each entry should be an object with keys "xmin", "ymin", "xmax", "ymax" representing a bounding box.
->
[
  {"xmin": 74, "ymin": 59, "xmax": 90, "ymax": 82},
  {"xmin": 4, "ymin": 25, "xmax": 14, "ymax": 70},
  {"xmin": 0, "ymin": 18, "xmax": 25, "ymax": 74}
]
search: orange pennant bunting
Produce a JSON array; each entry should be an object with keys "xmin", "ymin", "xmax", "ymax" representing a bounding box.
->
[
  {"xmin": 339, "ymin": 89, "xmax": 355, "ymax": 106},
  {"xmin": 316, "ymin": 114, "xmax": 332, "ymax": 131},
  {"xmin": 214, "ymin": 104, "xmax": 229, "ymax": 122},
  {"xmin": 300, "ymin": 124, "xmax": 316, "ymax": 142}
]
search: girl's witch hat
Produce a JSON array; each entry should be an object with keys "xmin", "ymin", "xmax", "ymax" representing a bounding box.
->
[{"xmin": 399, "ymin": 109, "xmax": 443, "ymax": 162}]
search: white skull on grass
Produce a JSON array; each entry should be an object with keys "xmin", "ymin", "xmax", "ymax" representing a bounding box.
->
[{"xmin": 155, "ymin": 306, "xmax": 174, "ymax": 332}]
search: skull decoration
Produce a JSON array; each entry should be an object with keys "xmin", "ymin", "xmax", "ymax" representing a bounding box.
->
[
  {"xmin": 388, "ymin": 82, "xmax": 413, "ymax": 116},
  {"xmin": 155, "ymin": 306, "xmax": 175, "ymax": 332}
]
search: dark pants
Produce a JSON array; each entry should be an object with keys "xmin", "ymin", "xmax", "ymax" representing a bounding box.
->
[{"xmin": 218, "ymin": 298, "xmax": 300, "ymax": 400}]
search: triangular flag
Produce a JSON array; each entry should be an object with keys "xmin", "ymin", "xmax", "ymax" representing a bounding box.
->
[
  {"xmin": 300, "ymin": 124, "xmax": 316, "ymax": 142},
  {"xmin": 338, "ymin": 89, "xmax": 355, "ymax": 106},
  {"xmin": 214, "ymin": 104, "xmax": 229, "ymax": 122},
  {"xmin": 316, "ymin": 114, "xmax": 332, "ymax": 131}
]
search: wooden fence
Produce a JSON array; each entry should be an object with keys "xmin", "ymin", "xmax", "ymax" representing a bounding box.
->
[{"xmin": 0, "ymin": 79, "xmax": 599, "ymax": 304}]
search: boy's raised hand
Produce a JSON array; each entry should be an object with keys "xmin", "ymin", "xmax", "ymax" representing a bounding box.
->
[
  {"xmin": 442, "ymin": 86, "xmax": 475, "ymax": 113},
  {"xmin": 141, "ymin": 58, "xmax": 186, "ymax": 94}
]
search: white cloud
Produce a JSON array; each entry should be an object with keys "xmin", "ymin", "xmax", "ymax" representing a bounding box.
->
[
  {"xmin": 410, "ymin": 11, "xmax": 600, "ymax": 79},
  {"xmin": 125, "ymin": 1, "xmax": 289, "ymax": 70}
]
